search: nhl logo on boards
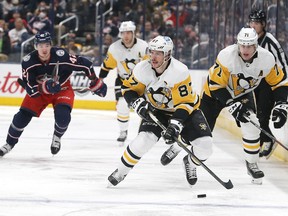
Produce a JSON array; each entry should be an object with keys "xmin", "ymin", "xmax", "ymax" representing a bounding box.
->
[{"xmin": 70, "ymin": 71, "xmax": 90, "ymax": 96}]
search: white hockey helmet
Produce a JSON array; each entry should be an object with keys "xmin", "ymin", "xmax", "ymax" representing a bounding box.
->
[
  {"xmin": 148, "ymin": 36, "xmax": 174, "ymax": 61},
  {"xmin": 237, "ymin": 27, "xmax": 258, "ymax": 46},
  {"xmin": 119, "ymin": 21, "xmax": 136, "ymax": 33}
]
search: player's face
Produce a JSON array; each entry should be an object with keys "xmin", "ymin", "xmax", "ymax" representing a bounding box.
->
[
  {"xmin": 249, "ymin": 21, "xmax": 265, "ymax": 35},
  {"xmin": 121, "ymin": 31, "xmax": 134, "ymax": 47},
  {"xmin": 149, "ymin": 50, "xmax": 165, "ymax": 69},
  {"xmin": 239, "ymin": 44, "xmax": 256, "ymax": 61},
  {"xmin": 37, "ymin": 42, "xmax": 52, "ymax": 61}
]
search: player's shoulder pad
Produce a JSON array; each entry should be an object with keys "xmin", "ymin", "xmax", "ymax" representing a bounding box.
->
[
  {"xmin": 217, "ymin": 44, "xmax": 238, "ymax": 66},
  {"xmin": 108, "ymin": 40, "xmax": 122, "ymax": 52},
  {"xmin": 22, "ymin": 50, "xmax": 38, "ymax": 67},
  {"xmin": 167, "ymin": 57, "xmax": 190, "ymax": 82},
  {"xmin": 257, "ymin": 46, "xmax": 275, "ymax": 68}
]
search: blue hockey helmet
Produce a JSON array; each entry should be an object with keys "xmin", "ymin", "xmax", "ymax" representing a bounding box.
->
[{"xmin": 34, "ymin": 31, "xmax": 52, "ymax": 46}]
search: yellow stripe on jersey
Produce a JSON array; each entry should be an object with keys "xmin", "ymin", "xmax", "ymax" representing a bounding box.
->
[
  {"xmin": 122, "ymin": 74, "xmax": 146, "ymax": 96},
  {"xmin": 265, "ymin": 64, "xmax": 288, "ymax": 90},
  {"xmin": 172, "ymin": 75, "xmax": 199, "ymax": 114},
  {"xmin": 102, "ymin": 51, "xmax": 117, "ymax": 71},
  {"xmin": 203, "ymin": 60, "xmax": 230, "ymax": 96}
]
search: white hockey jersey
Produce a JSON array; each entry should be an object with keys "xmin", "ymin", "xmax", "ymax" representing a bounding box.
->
[
  {"xmin": 122, "ymin": 57, "xmax": 200, "ymax": 114},
  {"xmin": 101, "ymin": 38, "xmax": 149, "ymax": 79},
  {"xmin": 204, "ymin": 44, "xmax": 288, "ymax": 99}
]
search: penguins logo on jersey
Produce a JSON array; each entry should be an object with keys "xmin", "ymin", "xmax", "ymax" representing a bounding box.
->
[
  {"xmin": 231, "ymin": 73, "xmax": 258, "ymax": 96},
  {"xmin": 147, "ymin": 86, "xmax": 172, "ymax": 109},
  {"xmin": 120, "ymin": 58, "xmax": 140, "ymax": 76}
]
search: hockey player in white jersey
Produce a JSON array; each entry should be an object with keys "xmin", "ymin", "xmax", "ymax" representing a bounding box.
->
[
  {"xmin": 161, "ymin": 28, "xmax": 288, "ymax": 184},
  {"xmin": 107, "ymin": 35, "xmax": 213, "ymax": 187},
  {"xmin": 99, "ymin": 21, "xmax": 149, "ymax": 146}
]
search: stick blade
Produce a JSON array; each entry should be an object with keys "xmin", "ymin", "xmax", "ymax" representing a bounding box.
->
[{"xmin": 224, "ymin": 179, "xmax": 233, "ymax": 189}]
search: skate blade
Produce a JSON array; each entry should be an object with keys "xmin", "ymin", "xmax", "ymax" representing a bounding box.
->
[{"xmin": 251, "ymin": 177, "xmax": 263, "ymax": 185}]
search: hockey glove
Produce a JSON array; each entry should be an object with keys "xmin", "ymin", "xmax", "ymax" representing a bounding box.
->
[
  {"xmin": 131, "ymin": 97, "xmax": 153, "ymax": 121},
  {"xmin": 89, "ymin": 78, "xmax": 107, "ymax": 97},
  {"xmin": 162, "ymin": 119, "xmax": 183, "ymax": 144},
  {"xmin": 39, "ymin": 79, "xmax": 61, "ymax": 94},
  {"xmin": 271, "ymin": 103, "xmax": 288, "ymax": 128},
  {"xmin": 228, "ymin": 101, "xmax": 251, "ymax": 123}
]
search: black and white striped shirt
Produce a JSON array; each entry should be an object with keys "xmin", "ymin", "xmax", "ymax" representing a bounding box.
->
[{"xmin": 258, "ymin": 31, "xmax": 288, "ymax": 74}]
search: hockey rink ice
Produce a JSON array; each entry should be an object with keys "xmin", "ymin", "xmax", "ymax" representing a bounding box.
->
[{"xmin": 0, "ymin": 105, "xmax": 287, "ymax": 216}]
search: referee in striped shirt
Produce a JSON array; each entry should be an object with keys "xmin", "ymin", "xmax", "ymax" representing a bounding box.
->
[{"xmin": 249, "ymin": 9, "xmax": 288, "ymax": 158}]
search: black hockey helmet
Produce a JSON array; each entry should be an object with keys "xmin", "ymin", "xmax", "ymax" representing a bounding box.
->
[
  {"xmin": 34, "ymin": 31, "xmax": 52, "ymax": 46},
  {"xmin": 249, "ymin": 9, "xmax": 266, "ymax": 23}
]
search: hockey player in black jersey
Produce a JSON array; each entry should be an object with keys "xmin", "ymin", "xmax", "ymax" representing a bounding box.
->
[
  {"xmin": 249, "ymin": 9, "xmax": 288, "ymax": 158},
  {"xmin": 0, "ymin": 31, "xmax": 107, "ymax": 157}
]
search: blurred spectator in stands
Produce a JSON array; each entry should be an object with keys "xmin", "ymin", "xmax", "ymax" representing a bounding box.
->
[
  {"xmin": 7, "ymin": 9, "xmax": 28, "ymax": 30},
  {"xmin": 8, "ymin": 17, "xmax": 29, "ymax": 53},
  {"xmin": 80, "ymin": 34, "xmax": 101, "ymax": 66},
  {"xmin": 103, "ymin": 33, "xmax": 113, "ymax": 56},
  {"xmin": 165, "ymin": 5, "xmax": 191, "ymax": 28},
  {"xmin": 0, "ymin": 27, "xmax": 11, "ymax": 62},
  {"xmin": 120, "ymin": 1, "xmax": 137, "ymax": 23},
  {"xmin": 151, "ymin": 11, "xmax": 166, "ymax": 35},
  {"xmin": 27, "ymin": 8, "xmax": 52, "ymax": 35},
  {"xmin": 80, "ymin": 33, "xmax": 96, "ymax": 54},
  {"xmin": 1, "ymin": 0, "xmax": 15, "ymax": 21},
  {"xmin": 53, "ymin": 0, "xmax": 66, "ymax": 37},
  {"xmin": 138, "ymin": 20, "xmax": 154, "ymax": 41},
  {"xmin": 102, "ymin": 16, "xmax": 120, "ymax": 41},
  {"xmin": 65, "ymin": 38, "xmax": 81, "ymax": 55},
  {"xmin": 26, "ymin": 1, "xmax": 50, "ymax": 21},
  {"xmin": 163, "ymin": 20, "xmax": 175, "ymax": 39},
  {"xmin": 181, "ymin": 24, "xmax": 199, "ymax": 67}
]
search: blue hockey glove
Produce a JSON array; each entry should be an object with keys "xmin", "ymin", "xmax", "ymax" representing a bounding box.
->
[
  {"xmin": 89, "ymin": 78, "xmax": 107, "ymax": 97},
  {"xmin": 40, "ymin": 79, "xmax": 61, "ymax": 94},
  {"xmin": 162, "ymin": 119, "xmax": 183, "ymax": 144}
]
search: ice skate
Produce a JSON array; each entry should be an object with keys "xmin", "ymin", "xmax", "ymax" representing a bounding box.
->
[
  {"xmin": 108, "ymin": 169, "xmax": 127, "ymax": 186},
  {"xmin": 160, "ymin": 144, "xmax": 181, "ymax": 166},
  {"xmin": 117, "ymin": 130, "xmax": 127, "ymax": 146},
  {"xmin": 246, "ymin": 161, "xmax": 264, "ymax": 184},
  {"xmin": 259, "ymin": 141, "xmax": 276, "ymax": 159},
  {"xmin": 51, "ymin": 135, "xmax": 61, "ymax": 155},
  {"xmin": 183, "ymin": 155, "xmax": 197, "ymax": 187},
  {"xmin": 0, "ymin": 143, "xmax": 13, "ymax": 157}
]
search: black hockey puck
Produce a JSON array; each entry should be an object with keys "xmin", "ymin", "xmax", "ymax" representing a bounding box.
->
[{"xmin": 197, "ymin": 194, "xmax": 206, "ymax": 198}]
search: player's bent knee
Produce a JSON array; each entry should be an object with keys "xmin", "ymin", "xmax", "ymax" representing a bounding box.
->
[
  {"xmin": 129, "ymin": 132, "xmax": 158, "ymax": 157},
  {"xmin": 191, "ymin": 136, "xmax": 213, "ymax": 160}
]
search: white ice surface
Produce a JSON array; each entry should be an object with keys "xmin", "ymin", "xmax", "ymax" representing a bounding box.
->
[{"xmin": 0, "ymin": 106, "xmax": 287, "ymax": 216}]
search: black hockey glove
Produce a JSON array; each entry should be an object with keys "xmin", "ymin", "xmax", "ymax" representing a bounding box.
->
[
  {"xmin": 89, "ymin": 78, "xmax": 107, "ymax": 97},
  {"xmin": 228, "ymin": 101, "xmax": 251, "ymax": 123},
  {"xmin": 39, "ymin": 79, "xmax": 61, "ymax": 94},
  {"xmin": 271, "ymin": 103, "xmax": 288, "ymax": 128},
  {"xmin": 131, "ymin": 97, "xmax": 154, "ymax": 121},
  {"xmin": 162, "ymin": 119, "xmax": 183, "ymax": 144}
]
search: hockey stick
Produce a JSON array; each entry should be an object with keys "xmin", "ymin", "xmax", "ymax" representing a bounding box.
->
[
  {"xmin": 52, "ymin": 61, "xmax": 59, "ymax": 83},
  {"xmin": 246, "ymin": 117, "xmax": 288, "ymax": 158},
  {"xmin": 148, "ymin": 112, "xmax": 234, "ymax": 190}
]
